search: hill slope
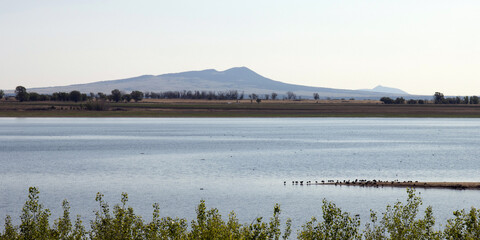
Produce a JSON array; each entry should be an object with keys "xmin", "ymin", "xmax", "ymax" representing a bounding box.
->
[{"xmin": 29, "ymin": 67, "xmax": 411, "ymax": 99}]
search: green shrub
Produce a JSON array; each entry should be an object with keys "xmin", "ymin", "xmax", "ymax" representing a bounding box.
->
[
  {"xmin": 364, "ymin": 188, "xmax": 441, "ymax": 240},
  {"xmin": 19, "ymin": 187, "xmax": 53, "ymax": 239},
  {"xmin": 298, "ymin": 199, "xmax": 361, "ymax": 240},
  {"xmin": 3, "ymin": 187, "xmax": 480, "ymax": 239},
  {"xmin": 444, "ymin": 207, "xmax": 480, "ymax": 239}
]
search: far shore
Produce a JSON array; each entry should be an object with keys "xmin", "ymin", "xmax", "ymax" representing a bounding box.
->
[{"xmin": 2, "ymin": 99, "xmax": 480, "ymax": 117}]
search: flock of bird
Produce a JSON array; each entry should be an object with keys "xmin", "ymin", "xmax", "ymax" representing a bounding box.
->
[{"xmin": 284, "ymin": 179, "xmax": 419, "ymax": 186}]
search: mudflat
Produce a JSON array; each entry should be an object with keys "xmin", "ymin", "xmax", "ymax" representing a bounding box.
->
[{"xmin": 310, "ymin": 180, "xmax": 480, "ymax": 190}]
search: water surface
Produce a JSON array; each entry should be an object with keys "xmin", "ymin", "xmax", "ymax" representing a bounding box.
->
[{"xmin": 1, "ymin": 118, "xmax": 479, "ymax": 229}]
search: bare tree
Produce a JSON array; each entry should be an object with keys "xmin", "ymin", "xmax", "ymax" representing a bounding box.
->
[
  {"xmin": 286, "ymin": 91, "xmax": 296, "ymax": 100},
  {"xmin": 271, "ymin": 92, "xmax": 278, "ymax": 100}
]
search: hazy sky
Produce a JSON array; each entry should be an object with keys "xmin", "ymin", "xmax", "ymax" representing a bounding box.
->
[{"xmin": 1, "ymin": 1, "xmax": 479, "ymax": 95}]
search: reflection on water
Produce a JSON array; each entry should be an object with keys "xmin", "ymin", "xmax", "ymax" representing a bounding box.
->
[{"xmin": 1, "ymin": 118, "xmax": 480, "ymax": 228}]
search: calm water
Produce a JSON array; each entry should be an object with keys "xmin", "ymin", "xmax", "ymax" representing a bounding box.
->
[{"xmin": 1, "ymin": 118, "xmax": 480, "ymax": 229}]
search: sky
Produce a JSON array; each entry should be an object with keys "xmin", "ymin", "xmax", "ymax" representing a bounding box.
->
[{"xmin": 1, "ymin": 0, "xmax": 479, "ymax": 95}]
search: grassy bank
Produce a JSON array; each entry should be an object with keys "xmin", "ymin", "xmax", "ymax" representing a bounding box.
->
[
  {"xmin": 2, "ymin": 187, "xmax": 480, "ymax": 239},
  {"xmin": 2, "ymin": 100, "xmax": 480, "ymax": 117}
]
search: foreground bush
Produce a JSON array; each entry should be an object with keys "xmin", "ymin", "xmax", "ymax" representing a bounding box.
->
[
  {"xmin": 298, "ymin": 199, "xmax": 361, "ymax": 239},
  {"xmin": 1, "ymin": 187, "xmax": 291, "ymax": 240},
  {"xmin": 2, "ymin": 187, "xmax": 480, "ymax": 239}
]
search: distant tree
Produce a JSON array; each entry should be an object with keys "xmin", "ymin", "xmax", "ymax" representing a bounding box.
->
[
  {"xmin": 313, "ymin": 93, "xmax": 320, "ymax": 100},
  {"xmin": 122, "ymin": 94, "xmax": 132, "ymax": 102},
  {"xmin": 380, "ymin": 97, "xmax": 394, "ymax": 104},
  {"xmin": 471, "ymin": 96, "xmax": 479, "ymax": 104},
  {"xmin": 0, "ymin": 90, "xmax": 4, "ymax": 100},
  {"xmin": 38, "ymin": 94, "xmax": 50, "ymax": 101},
  {"xmin": 206, "ymin": 91, "xmax": 215, "ymax": 100},
  {"xmin": 69, "ymin": 90, "xmax": 82, "ymax": 102},
  {"xmin": 418, "ymin": 99, "xmax": 425, "ymax": 104},
  {"xmin": 150, "ymin": 92, "xmax": 160, "ymax": 99},
  {"xmin": 286, "ymin": 91, "xmax": 296, "ymax": 100},
  {"xmin": 52, "ymin": 92, "xmax": 69, "ymax": 101},
  {"xmin": 130, "ymin": 91, "xmax": 144, "ymax": 102},
  {"xmin": 394, "ymin": 97, "xmax": 405, "ymax": 104},
  {"xmin": 444, "ymin": 97, "xmax": 456, "ymax": 104},
  {"xmin": 264, "ymin": 94, "xmax": 269, "ymax": 100},
  {"xmin": 111, "ymin": 89, "xmax": 122, "ymax": 102},
  {"xmin": 239, "ymin": 91, "xmax": 244, "ymax": 100},
  {"xmin": 28, "ymin": 92, "xmax": 40, "ymax": 101},
  {"xmin": 247, "ymin": 93, "xmax": 257, "ymax": 103},
  {"xmin": 256, "ymin": 98, "xmax": 262, "ymax": 104},
  {"xmin": 434, "ymin": 92, "xmax": 445, "ymax": 104},
  {"xmin": 464, "ymin": 96, "xmax": 469, "ymax": 104},
  {"xmin": 455, "ymin": 96, "xmax": 462, "ymax": 104},
  {"xmin": 407, "ymin": 99, "xmax": 417, "ymax": 104},
  {"xmin": 144, "ymin": 91, "xmax": 151, "ymax": 99},
  {"xmin": 97, "ymin": 92, "xmax": 107, "ymax": 100},
  {"xmin": 271, "ymin": 92, "xmax": 278, "ymax": 100},
  {"xmin": 15, "ymin": 86, "xmax": 29, "ymax": 102},
  {"xmin": 89, "ymin": 92, "xmax": 96, "ymax": 99}
]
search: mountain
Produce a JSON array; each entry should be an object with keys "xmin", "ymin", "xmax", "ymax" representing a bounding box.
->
[
  {"xmin": 359, "ymin": 85, "xmax": 409, "ymax": 95},
  {"xmin": 28, "ymin": 67, "xmax": 411, "ymax": 99}
]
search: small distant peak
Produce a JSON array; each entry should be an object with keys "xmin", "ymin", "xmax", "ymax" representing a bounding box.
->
[
  {"xmin": 224, "ymin": 66, "xmax": 250, "ymax": 71},
  {"xmin": 223, "ymin": 66, "xmax": 258, "ymax": 74},
  {"xmin": 372, "ymin": 85, "xmax": 409, "ymax": 95},
  {"xmin": 201, "ymin": 68, "xmax": 218, "ymax": 72}
]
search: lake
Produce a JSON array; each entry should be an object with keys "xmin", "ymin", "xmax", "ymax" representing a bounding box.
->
[{"xmin": 1, "ymin": 117, "xmax": 480, "ymax": 230}]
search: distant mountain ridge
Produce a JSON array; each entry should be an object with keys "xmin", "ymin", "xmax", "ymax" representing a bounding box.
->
[
  {"xmin": 359, "ymin": 85, "xmax": 409, "ymax": 95},
  {"xmin": 27, "ymin": 67, "xmax": 413, "ymax": 99}
]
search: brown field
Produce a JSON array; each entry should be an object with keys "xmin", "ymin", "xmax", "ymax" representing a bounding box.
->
[
  {"xmin": 141, "ymin": 98, "xmax": 382, "ymax": 104},
  {"xmin": 1, "ymin": 99, "xmax": 480, "ymax": 117}
]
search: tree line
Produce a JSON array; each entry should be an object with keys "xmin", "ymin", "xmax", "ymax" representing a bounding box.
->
[
  {"xmin": 5, "ymin": 86, "xmax": 308, "ymax": 102},
  {"xmin": 380, "ymin": 92, "xmax": 480, "ymax": 105},
  {"xmin": 144, "ymin": 90, "xmax": 301, "ymax": 101},
  {"xmin": 5, "ymin": 86, "xmax": 480, "ymax": 104},
  {"xmin": 145, "ymin": 90, "xmax": 243, "ymax": 100},
  {"xmin": 2, "ymin": 187, "xmax": 480, "ymax": 239},
  {"xmin": 9, "ymin": 86, "xmax": 144, "ymax": 103},
  {"xmin": 379, "ymin": 97, "xmax": 427, "ymax": 105},
  {"xmin": 433, "ymin": 92, "xmax": 480, "ymax": 104}
]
